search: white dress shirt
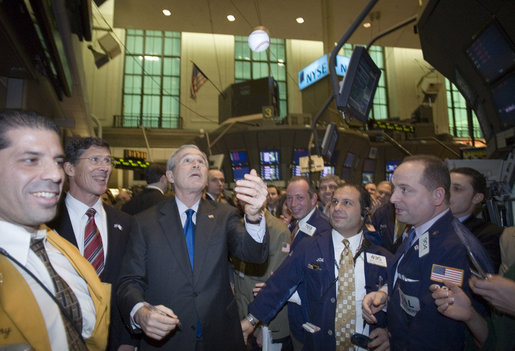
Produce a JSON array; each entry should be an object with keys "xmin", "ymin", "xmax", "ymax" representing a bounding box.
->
[
  {"xmin": 65, "ymin": 193, "xmax": 109, "ymax": 258},
  {"xmin": 0, "ymin": 220, "xmax": 96, "ymax": 350},
  {"xmin": 332, "ymin": 230, "xmax": 369, "ymax": 343}
]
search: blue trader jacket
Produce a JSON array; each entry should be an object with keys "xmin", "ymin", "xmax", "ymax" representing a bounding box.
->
[
  {"xmin": 388, "ymin": 210, "xmax": 494, "ymax": 350},
  {"xmin": 249, "ymin": 229, "xmax": 393, "ymax": 351}
]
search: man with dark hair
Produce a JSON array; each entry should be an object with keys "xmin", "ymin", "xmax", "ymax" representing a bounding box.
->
[
  {"xmin": 122, "ymin": 163, "xmax": 169, "ymax": 215},
  {"xmin": 117, "ymin": 144, "xmax": 269, "ymax": 350},
  {"xmin": 266, "ymin": 184, "xmax": 280, "ymax": 216},
  {"xmin": 0, "ymin": 110, "xmax": 110, "ymax": 350},
  {"xmin": 363, "ymin": 155, "xmax": 494, "ymax": 350},
  {"xmin": 318, "ymin": 175, "xmax": 341, "ymax": 214},
  {"xmin": 50, "ymin": 136, "xmax": 135, "ymax": 350},
  {"xmin": 205, "ymin": 168, "xmax": 226, "ymax": 202},
  {"xmin": 242, "ymin": 183, "xmax": 392, "ymax": 350},
  {"xmin": 450, "ymin": 167, "xmax": 503, "ymax": 270}
]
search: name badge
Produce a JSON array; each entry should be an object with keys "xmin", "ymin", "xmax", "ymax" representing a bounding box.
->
[
  {"xmin": 399, "ymin": 288, "xmax": 420, "ymax": 317},
  {"xmin": 366, "ymin": 252, "xmax": 387, "ymax": 267},
  {"xmin": 300, "ymin": 222, "xmax": 316, "ymax": 236},
  {"xmin": 419, "ymin": 232, "xmax": 430, "ymax": 258}
]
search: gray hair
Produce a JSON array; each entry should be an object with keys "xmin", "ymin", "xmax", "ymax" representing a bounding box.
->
[{"xmin": 166, "ymin": 144, "xmax": 208, "ymax": 170}]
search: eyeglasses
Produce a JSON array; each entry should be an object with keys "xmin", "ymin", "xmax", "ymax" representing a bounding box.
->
[{"xmin": 79, "ymin": 156, "xmax": 114, "ymax": 166}]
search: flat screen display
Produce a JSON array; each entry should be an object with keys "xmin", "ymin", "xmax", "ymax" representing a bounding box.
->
[
  {"xmin": 343, "ymin": 153, "xmax": 355, "ymax": 168},
  {"xmin": 260, "ymin": 150, "xmax": 280, "ymax": 165},
  {"xmin": 466, "ymin": 22, "xmax": 515, "ymax": 83},
  {"xmin": 362, "ymin": 172, "xmax": 375, "ymax": 184},
  {"xmin": 232, "ymin": 166, "xmax": 249, "ymax": 180},
  {"xmin": 321, "ymin": 166, "xmax": 335, "ymax": 177},
  {"xmin": 363, "ymin": 159, "xmax": 376, "ymax": 173},
  {"xmin": 385, "ymin": 160, "xmax": 401, "ymax": 172},
  {"xmin": 293, "ymin": 148, "xmax": 308, "ymax": 164},
  {"xmin": 230, "ymin": 151, "xmax": 248, "ymax": 166},
  {"xmin": 491, "ymin": 72, "xmax": 515, "ymax": 129},
  {"xmin": 336, "ymin": 46, "xmax": 381, "ymax": 123},
  {"xmin": 261, "ymin": 165, "xmax": 280, "ymax": 180}
]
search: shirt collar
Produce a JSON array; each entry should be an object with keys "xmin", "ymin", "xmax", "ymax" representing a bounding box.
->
[
  {"xmin": 414, "ymin": 208, "xmax": 450, "ymax": 238},
  {"xmin": 332, "ymin": 229, "xmax": 364, "ymax": 255},
  {"xmin": 66, "ymin": 193, "xmax": 103, "ymax": 216},
  {"xmin": 175, "ymin": 197, "xmax": 200, "ymax": 214},
  {"xmin": 0, "ymin": 220, "xmax": 47, "ymax": 266},
  {"xmin": 298, "ymin": 206, "xmax": 317, "ymax": 227},
  {"xmin": 146, "ymin": 185, "xmax": 164, "ymax": 195}
]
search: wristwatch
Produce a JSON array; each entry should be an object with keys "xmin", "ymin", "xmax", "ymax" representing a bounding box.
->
[{"xmin": 246, "ymin": 313, "xmax": 258, "ymax": 327}]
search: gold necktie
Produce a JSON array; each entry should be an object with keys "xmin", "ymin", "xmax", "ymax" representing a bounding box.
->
[{"xmin": 335, "ymin": 239, "xmax": 355, "ymax": 351}]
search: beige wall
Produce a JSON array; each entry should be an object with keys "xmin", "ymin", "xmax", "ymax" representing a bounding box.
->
[{"xmin": 82, "ymin": 31, "xmax": 450, "ymax": 134}]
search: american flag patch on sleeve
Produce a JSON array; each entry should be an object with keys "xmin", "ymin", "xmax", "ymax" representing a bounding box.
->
[{"xmin": 430, "ymin": 264, "xmax": 464, "ymax": 286}]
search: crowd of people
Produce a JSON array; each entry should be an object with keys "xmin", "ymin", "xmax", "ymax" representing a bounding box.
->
[{"xmin": 0, "ymin": 109, "xmax": 513, "ymax": 351}]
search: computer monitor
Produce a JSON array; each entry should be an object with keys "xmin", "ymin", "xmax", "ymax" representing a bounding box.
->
[
  {"xmin": 336, "ymin": 46, "xmax": 382, "ymax": 123},
  {"xmin": 491, "ymin": 72, "xmax": 515, "ymax": 129},
  {"xmin": 362, "ymin": 172, "xmax": 375, "ymax": 184},
  {"xmin": 343, "ymin": 152, "xmax": 355, "ymax": 168},
  {"xmin": 261, "ymin": 165, "xmax": 280, "ymax": 180},
  {"xmin": 230, "ymin": 151, "xmax": 248, "ymax": 166},
  {"xmin": 232, "ymin": 166, "xmax": 249, "ymax": 181},
  {"xmin": 465, "ymin": 21, "xmax": 515, "ymax": 84},
  {"xmin": 321, "ymin": 166, "xmax": 335, "ymax": 177},
  {"xmin": 293, "ymin": 148, "xmax": 308, "ymax": 164},
  {"xmin": 363, "ymin": 159, "xmax": 376, "ymax": 173},
  {"xmin": 260, "ymin": 150, "xmax": 280, "ymax": 165}
]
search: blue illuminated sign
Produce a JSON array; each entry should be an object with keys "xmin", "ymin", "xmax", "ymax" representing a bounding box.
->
[{"xmin": 298, "ymin": 54, "xmax": 350, "ymax": 90}]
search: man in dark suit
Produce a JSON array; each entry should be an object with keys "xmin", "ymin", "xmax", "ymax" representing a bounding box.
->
[
  {"xmin": 122, "ymin": 163, "xmax": 168, "ymax": 215},
  {"xmin": 450, "ymin": 167, "xmax": 503, "ymax": 270},
  {"xmin": 242, "ymin": 184, "xmax": 392, "ymax": 350},
  {"xmin": 49, "ymin": 136, "xmax": 135, "ymax": 350},
  {"xmin": 117, "ymin": 144, "xmax": 269, "ymax": 350},
  {"xmin": 284, "ymin": 176, "xmax": 331, "ymax": 350}
]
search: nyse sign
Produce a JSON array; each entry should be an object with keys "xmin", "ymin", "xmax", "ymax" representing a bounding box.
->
[{"xmin": 298, "ymin": 54, "xmax": 350, "ymax": 91}]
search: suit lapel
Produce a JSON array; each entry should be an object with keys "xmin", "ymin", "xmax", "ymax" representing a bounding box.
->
[
  {"xmin": 102, "ymin": 205, "xmax": 122, "ymax": 281},
  {"xmin": 158, "ymin": 199, "xmax": 194, "ymax": 281},
  {"xmin": 193, "ymin": 199, "xmax": 216, "ymax": 284},
  {"xmin": 54, "ymin": 206, "xmax": 78, "ymax": 247}
]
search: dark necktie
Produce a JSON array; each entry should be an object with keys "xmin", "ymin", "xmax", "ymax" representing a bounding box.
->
[
  {"xmin": 290, "ymin": 221, "xmax": 299, "ymax": 243},
  {"xmin": 30, "ymin": 238, "xmax": 87, "ymax": 351},
  {"xmin": 184, "ymin": 209, "xmax": 202, "ymax": 337},
  {"xmin": 184, "ymin": 209, "xmax": 195, "ymax": 268},
  {"xmin": 84, "ymin": 208, "xmax": 105, "ymax": 277},
  {"xmin": 403, "ymin": 227, "xmax": 417, "ymax": 256}
]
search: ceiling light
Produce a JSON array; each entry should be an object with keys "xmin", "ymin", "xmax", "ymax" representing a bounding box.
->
[
  {"xmin": 363, "ymin": 22, "xmax": 371, "ymax": 28},
  {"xmin": 162, "ymin": 9, "xmax": 171, "ymax": 16},
  {"xmin": 296, "ymin": 17, "xmax": 304, "ymax": 24},
  {"xmin": 248, "ymin": 26, "xmax": 270, "ymax": 52},
  {"xmin": 227, "ymin": 14, "xmax": 235, "ymax": 22}
]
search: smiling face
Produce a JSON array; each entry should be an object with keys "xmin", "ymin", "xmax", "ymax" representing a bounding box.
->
[
  {"xmin": 319, "ymin": 180, "xmax": 338, "ymax": 205},
  {"xmin": 329, "ymin": 186, "xmax": 364, "ymax": 237},
  {"xmin": 167, "ymin": 147, "xmax": 208, "ymax": 197},
  {"xmin": 286, "ymin": 179, "xmax": 317, "ymax": 220},
  {"xmin": 65, "ymin": 145, "xmax": 112, "ymax": 206},
  {"xmin": 0, "ymin": 128, "xmax": 64, "ymax": 231}
]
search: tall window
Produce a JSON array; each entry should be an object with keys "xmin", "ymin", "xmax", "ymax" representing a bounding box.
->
[
  {"xmin": 234, "ymin": 36, "xmax": 287, "ymax": 119},
  {"xmin": 123, "ymin": 30, "xmax": 181, "ymax": 128},
  {"xmin": 340, "ymin": 44, "xmax": 388, "ymax": 120},
  {"xmin": 445, "ymin": 79, "xmax": 482, "ymax": 138}
]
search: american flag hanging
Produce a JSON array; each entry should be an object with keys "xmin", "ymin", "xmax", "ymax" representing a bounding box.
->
[
  {"xmin": 430, "ymin": 264, "xmax": 464, "ymax": 286},
  {"xmin": 190, "ymin": 63, "xmax": 209, "ymax": 99}
]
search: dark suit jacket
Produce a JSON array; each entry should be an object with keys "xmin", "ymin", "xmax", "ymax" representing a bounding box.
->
[
  {"xmin": 249, "ymin": 229, "xmax": 392, "ymax": 351},
  {"xmin": 117, "ymin": 197, "xmax": 269, "ymax": 351},
  {"xmin": 122, "ymin": 187, "xmax": 167, "ymax": 215},
  {"xmin": 463, "ymin": 214, "xmax": 503, "ymax": 271},
  {"xmin": 289, "ymin": 208, "xmax": 331, "ymax": 342},
  {"xmin": 49, "ymin": 202, "xmax": 135, "ymax": 350}
]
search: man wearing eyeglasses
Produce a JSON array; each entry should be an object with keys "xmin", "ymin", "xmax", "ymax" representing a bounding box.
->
[{"xmin": 49, "ymin": 136, "xmax": 136, "ymax": 350}]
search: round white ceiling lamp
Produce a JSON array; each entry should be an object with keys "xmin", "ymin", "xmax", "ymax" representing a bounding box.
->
[
  {"xmin": 248, "ymin": 26, "xmax": 270, "ymax": 52},
  {"xmin": 162, "ymin": 9, "xmax": 171, "ymax": 16},
  {"xmin": 227, "ymin": 14, "xmax": 235, "ymax": 22}
]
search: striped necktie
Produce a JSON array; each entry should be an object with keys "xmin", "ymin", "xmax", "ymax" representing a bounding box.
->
[
  {"xmin": 30, "ymin": 238, "xmax": 87, "ymax": 351},
  {"xmin": 84, "ymin": 208, "xmax": 105, "ymax": 277}
]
